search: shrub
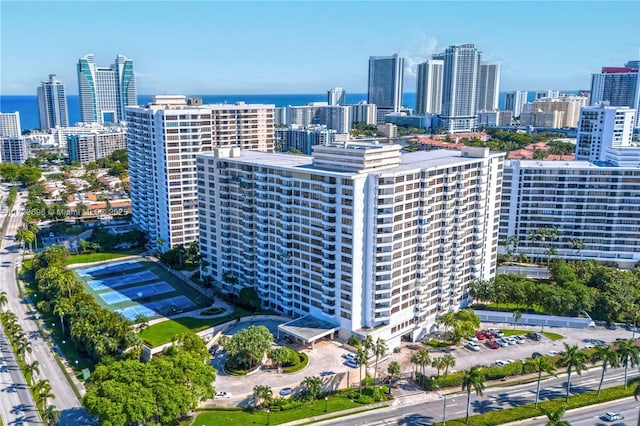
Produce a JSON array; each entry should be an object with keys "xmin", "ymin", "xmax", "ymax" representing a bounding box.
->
[
  {"xmin": 355, "ymin": 395, "xmax": 374, "ymax": 404},
  {"xmin": 348, "ymin": 335, "xmax": 362, "ymax": 347},
  {"xmin": 427, "ymin": 339, "xmax": 452, "ymax": 348},
  {"xmin": 417, "ymin": 371, "xmax": 465, "ymax": 390},
  {"xmin": 281, "ymin": 401, "xmax": 306, "ymax": 411},
  {"xmin": 282, "ymin": 353, "xmax": 308, "ymax": 373}
]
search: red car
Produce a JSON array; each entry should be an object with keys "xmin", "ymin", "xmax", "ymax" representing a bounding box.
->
[
  {"xmin": 485, "ymin": 340, "xmax": 499, "ymax": 350},
  {"xmin": 474, "ymin": 331, "xmax": 486, "ymax": 340},
  {"xmin": 483, "ymin": 330, "xmax": 495, "ymax": 339}
]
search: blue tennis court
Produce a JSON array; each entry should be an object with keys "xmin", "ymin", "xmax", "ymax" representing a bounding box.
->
[
  {"xmin": 100, "ymin": 292, "xmax": 130, "ymax": 305},
  {"xmin": 87, "ymin": 271, "xmax": 158, "ymax": 291},
  {"xmin": 76, "ymin": 260, "xmax": 140, "ymax": 277},
  {"xmin": 115, "ymin": 296, "xmax": 196, "ymax": 321},
  {"xmin": 115, "ymin": 305, "xmax": 156, "ymax": 321},
  {"xmin": 120, "ymin": 282, "xmax": 174, "ymax": 300}
]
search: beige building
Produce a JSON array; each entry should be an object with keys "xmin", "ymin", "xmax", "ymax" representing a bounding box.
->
[
  {"xmin": 519, "ymin": 110, "xmax": 565, "ymax": 128},
  {"xmin": 524, "ymin": 96, "xmax": 588, "ymax": 128},
  {"xmin": 67, "ymin": 128, "xmax": 126, "ymax": 165}
]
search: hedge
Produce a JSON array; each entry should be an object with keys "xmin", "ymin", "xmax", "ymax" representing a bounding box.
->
[{"xmin": 283, "ymin": 353, "xmax": 308, "ymax": 373}]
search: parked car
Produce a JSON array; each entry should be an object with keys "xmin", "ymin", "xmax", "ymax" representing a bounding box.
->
[
  {"xmin": 467, "ymin": 342, "xmax": 481, "ymax": 352},
  {"xmin": 513, "ymin": 336, "xmax": 525, "ymax": 344},
  {"xmin": 215, "ymin": 391, "xmax": 232, "ymax": 400},
  {"xmin": 486, "ymin": 340, "xmax": 500, "ymax": 350},
  {"xmin": 496, "ymin": 338, "xmax": 510, "ymax": 347},
  {"xmin": 279, "ymin": 388, "xmax": 293, "ymax": 396},
  {"xmin": 494, "ymin": 360, "xmax": 509, "ymax": 367},
  {"xmin": 547, "ymin": 351, "xmax": 560, "ymax": 356},
  {"xmin": 526, "ymin": 332, "xmax": 542, "ymax": 341},
  {"xmin": 605, "ymin": 322, "xmax": 617, "ymax": 330},
  {"xmin": 474, "ymin": 331, "xmax": 486, "ymax": 340},
  {"xmin": 531, "ymin": 352, "xmax": 543, "ymax": 359},
  {"xmin": 345, "ymin": 359, "xmax": 359, "ymax": 368},
  {"xmin": 602, "ymin": 412, "xmax": 624, "ymax": 422}
]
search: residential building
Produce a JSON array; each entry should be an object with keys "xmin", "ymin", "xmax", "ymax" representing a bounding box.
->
[
  {"xmin": 525, "ymin": 96, "xmax": 589, "ymax": 128},
  {"xmin": 349, "ymin": 101, "xmax": 377, "ymax": 125},
  {"xmin": 127, "ymin": 95, "xmax": 274, "ymax": 252},
  {"xmin": 368, "ymin": 54, "xmax": 404, "ymax": 123},
  {"xmin": 440, "ymin": 44, "xmax": 481, "ymax": 133},
  {"xmin": 287, "ymin": 103, "xmax": 351, "ymax": 134},
  {"xmin": 519, "ymin": 110, "xmax": 565, "ymax": 128},
  {"xmin": 274, "ymin": 107, "xmax": 288, "ymax": 126},
  {"xmin": 575, "ymin": 105, "xmax": 635, "ymax": 162},
  {"xmin": 384, "ymin": 113, "xmax": 431, "ymax": 130},
  {"xmin": 477, "ymin": 110, "xmax": 513, "ymax": 127},
  {"xmin": 275, "ymin": 125, "xmax": 336, "ymax": 154},
  {"xmin": 0, "ymin": 112, "xmax": 21, "ymax": 137},
  {"xmin": 476, "ymin": 62, "xmax": 501, "ymax": 111},
  {"xmin": 376, "ymin": 123, "xmax": 398, "ymax": 138},
  {"xmin": 504, "ymin": 91, "xmax": 528, "ymax": 118},
  {"xmin": 416, "ymin": 59, "xmax": 444, "ymax": 115},
  {"xmin": 327, "ymin": 87, "xmax": 346, "ymax": 106},
  {"xmin": 1, "ymin": 137, "xmax": 29, "ymax": 163},
  {"xmin": 535, "ymin": 90, "xmax": 559, "ymax": 100},
  {"xmin": 67, "ymin": 126, "xmax": 127, "ymax": 165},
  {"xmin": 37, "ymin": 74, "xmax": 69, "ymax": 130},
  {"xmin": 197, "ymin": 143, "xmax": 503, "ymax": 347},
  {"xmin": 590, "ymin": 66, "xmax": 640, "ymax": 127},
  {"xmin": 77, "ymin": 54, "xmax": 137, "ymax": 124}
]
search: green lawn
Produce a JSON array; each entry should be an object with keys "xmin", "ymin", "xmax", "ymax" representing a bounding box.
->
[
  {"xmin": 501, "ymin": 329, "xmax": 530, "ymax": 336},
  {"xmin": 481, "ymin": 302, "xmax": 548, "ymax": 314},
  {"xmin": 193, "ymin": 397, "xmax": 364, "ymax": 426},
  {"xmin": 542, "ymin": 331, "xmax": 564, "ymax": 341},
  {"xmin": 64, "ymin": 252, "xmax": 131, "ymax": 266}
]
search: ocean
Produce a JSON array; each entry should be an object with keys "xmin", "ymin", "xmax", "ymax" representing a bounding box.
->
[{"xmin": 1, "ymin": 91, "xmax": 550, "ymax": 131}]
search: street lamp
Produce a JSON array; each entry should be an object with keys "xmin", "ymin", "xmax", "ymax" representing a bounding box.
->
[
  {"xmin": 266, "ymin": 408, "xmax": 270, "ymax": 426},
  {"xmin": 324, "ymin": 396, "xmax": 328, "ymax": 413}
]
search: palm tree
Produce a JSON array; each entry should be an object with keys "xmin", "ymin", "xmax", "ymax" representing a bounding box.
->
[
  {"xmin": 431, "ymin": 356, "xmax": 445, "ymax": 378},
  {"xmin": 569, "ymin": 238, "xmax": 585, "ymax": 261},
  {"xmin": 411, "ymin": 348, "xmax": 430, "ymax": 377},
  {"xmin": 533, "ymin": 357, "xmax": 557, "ymax": 407},
  {"xmin": 615, "ymin": 339, "xmax": 640, "ymax": 389},
  {"xmin": 356, "ymin": 346, "xmax": 368, "ymax": 394},
  {"xmin": 42, "ymin": 404, "xmax": 60, "ymax": 426},
  {"xmin": 253, "ymin": 384, "xmax": 273, "ymax": 408},
  {"xmin": 53, "ymin": 299, "xmax": 72, "ymax": 336},
  {"xmin": 0, "ymin": 290, "xmax": 7, "ymax": 313},
  {"xmin": 363, "ymin": 335, "xmax": 374, "ymax": 357},
  {"xmin": 387, "ymin": 361, "xmax": 401, "ymax": 387},
  {"xmin": 513, "ymin": 310, "xmax": 522, "ymax": 328},
  {"xmin": 24, "ymin": 360, "xmax": 40, "ymax": 386},
  {"xmin": 373, "ymin": 338, "xmax": 387, "ymax": 394},
  {"xmin": 542, "ymin": 406, "xmax": 571, "ymax": 426},
  {"xmin": 301, "ymin": 376, "xmax": 322, "ymax": 402},
  {"xmin": 591, "ymin": 345, "xmax": 620, "ymax": 396},
  {"xmin": 442, "ymin": 354, "xmax": 456, "ymax": 377},
  {"xmin": 33, "ymin": 379, "xmax": 54, "ymax": 411},
  {"xmin": 462, "ymin": 366, "xmax": 485, "ymax": 425},
  {"xmin": 559, "ymin": 343, "xmax": 589, "ymax": 401}
]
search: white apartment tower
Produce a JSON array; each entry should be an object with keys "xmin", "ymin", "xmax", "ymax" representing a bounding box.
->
[
  {"xmin": 327, "ymin": 87, "xmax": 346, "ymax": 106},
  {"xmin": 0, "ymin": 112, "xmax": 21, "ymax": 137},
  {"xmin": 416, "ymin": 60, "xmax": 444, "ymax": 115},
  {"xmin": 476, "ymin": 62, "xmax": 501, "ymax": 111},
  {"xmin": 440, "ymin": 44, "xmax": 481, "ymax": 133},
  {"xmin": 67, "ymin": 127, "xmax": 127, "ymax": 165},
  {"xmin": 197, "ymin": 143, "xmax": 503, "ymax": 347},
  {"xmin": 575, "ymin": 105, "xmax": 635, "ymax": 162},
  {"xmin": 504, "ymin": 91, "xmax": 528, "ymax": 118},
  {"xmin": 37, "ymin": 74, "xmax": 69, "ymax": 130},
  {"xmin": 127, "ymin": 96, "xmax": 274, "ymax": 252}
]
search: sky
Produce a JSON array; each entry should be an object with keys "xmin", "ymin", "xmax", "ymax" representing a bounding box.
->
[{"xmin": 1, "ymin": 1, "xmax": 639, "ymax": 95}]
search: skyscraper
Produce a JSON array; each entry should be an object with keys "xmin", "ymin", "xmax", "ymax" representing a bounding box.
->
[
  {"xmin": 415, "ymin": 59, "xmax": 444, "ymax": 115},
  {"xmin": 590, "ymin": 66, "xmax": 640, "ymax": 127},
  {"xmin": 367, "ymin": 54, "xmax": 404, "ymax": 123},
  {"xmin": 440, "ymin": 44, "xmax": 481, "ymax": 133},
  {"xmin": 327, "ymin": 87, "xmax": 346, "ymax": 105},
  {"xmin": 575, "ymin": 104, "xmax": 635, "ymax": 162},
  {"xmin": 504, "ymin": 91, "xmax": 528, "ymax": 118},
  {"xmin": 476, "ymin": 62, "xmax": 500, "ymax": 111},
  {"xmin": 77, "ymin": 54, "xmax": 137, "ymax": 124},
  {"xmin": 0, "ymin": 112, "xmax": 21, "ymax": 137},
  {"xmin": 37, "ymin": 74, "xmax": 69, "ymax": 130}
]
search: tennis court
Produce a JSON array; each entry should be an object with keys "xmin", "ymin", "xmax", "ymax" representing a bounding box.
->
[
  {"xmin": 115, "ymin": 296, "xmax": 196, "ymax": 321},
  {"xmin": 76, "ymin": 260, "xmax": 140, "ymax": 277},
  {"xmin": 98, "ymin": 282, "xmax": 175, "ymax": 305},
  {"xmin": 87, "ymin": 271, "xmax": 158, "ymax": 291}
]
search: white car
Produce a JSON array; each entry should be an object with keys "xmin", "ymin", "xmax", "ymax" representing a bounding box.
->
[
  {"xmin": 513, "ymin": 336, "xmax": 525, "ymax": 344},
  {"xmin": 602, "ymin": 412, "xmax": 624, "ymax": 421},
  {"xmin": 505, "ymin": 359, "xmax": 515, "ymax": 364},
  {"xmin": 496, "ymin": 338, "xmax": 509, "ymax": 347},
  {"xmin": 467, "ymin": 342, "xmax": 481, "ymax": 352},
  {"xmin": 547, "ymin": 351, "xmax": 560, "ymax": 356},
  {"xmin": 345, "ymin": 359, "xmax": 359, "ymax": 368},
  {"xmin": 215, "ymin": 391, "xmax": 232, "ymax": 400},
  {"xmin": 494, "ymin": 360, "xmax": 508, "ymax": 367}
]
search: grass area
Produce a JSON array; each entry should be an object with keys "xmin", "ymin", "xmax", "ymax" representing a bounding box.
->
[
  {"xmin": 501, "ymin": 329, "xmax": 530, "ymax": 336},
  {"xmin": 282, "ymin": 353, "xmax": 309, "ymax": 373},
  {"xmin": 480, "ymin": 302, "xmax": 548, "ymax": 314},
  {"xmin": 542, "ymin": 331, "xmax": 564, "ymax": 341},
  {"xmin": 193, "ymin": 396, "xmax": 364, "ymax": 426},
  {"xmin": 436, "ymin": 383, "xmax": 637, "ymax": 425},
  {"xmin": 140, "ymin": 308, "xmax": 253, "ymax": 347},
  {"xmin": 64, "ymin": 252, "xmax": 131, "ymax": 265}
]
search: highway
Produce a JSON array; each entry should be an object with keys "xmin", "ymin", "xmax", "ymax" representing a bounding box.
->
[
  {"xmin": 0, "ymin": 189, "xmax": 93, "ymax": 426},
  {"xmin": 519, "ymin": 397, "xmax": 640, "ymax": 425},
  {"xmin": 317, "ymin": 366, "xmax": 640, "ymax": 426}
]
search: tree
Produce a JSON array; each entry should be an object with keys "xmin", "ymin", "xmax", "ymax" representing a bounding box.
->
[
  {"xmin": 24, "ymin": 360, "xmax": 40, "ymax": 386},
  {"xmin": 513, "ymin": 310, "xmax": 522, "ymax": 328},
  {"xmin": 462, "ymin": 366, "xmax": 485, "ymax": 425},
  {"xmin": 559, "ymin": 343, "xmax": 589, "ymax": 401},
  {"xmin": 33, "ymin": 379, "xmax": 54, "ymax": 411},
  {"xmin": 615, "ymin": 339, "xmax": 639, "ymax": 389},
  {"xmin": 0, "ymin": 290, "xmax": 7, "ymax": 313},
  {"xmin": 373, "ymin": 338, "xmax": 387, "ymax": 398},
  {"xmin": 253, "ymin": 385, "xmax": 273, "ymax": 408},
  {"xmin": 533, "ymin": 357, "xmax": 557, "ymax": 407},
  {"xmin": 542, "ymin": 406, "xmax": 571, "ymax": 426},
  {"xmin": 42, "ymin": 404, "xmax": 60, "ymax": 426},
  {"xmin": 569, "ymin": 238, "xmax": 586, "ymax": 261},
  {"xmin": 356, "ymin": 346, "xmax": 368, "ymax": 395},
  {"xmin": 431, "ymin": 356, "xmax": 446, "ymax": 378},
  {"xmin": 301, "ymin": 376, "xmax": 322, "ymax": 402},
  {"xmin": 238, "ymin": 286, "xmax": 262, "ymax": 312},
  {"xmin": 591, "ymin": 345, "xmax": 620, "ymax": 396},
  {"xmin": 442, "ymin": 353, "xmax": 456, "ymax": 377},
  {"xmin": 270, "ymin": 347, "xmax": 289, "ymax": 369},
  {"xmin": 469, "ymin": 279, "xmax": 494, "ymax": 303},
  {"xmin": 387, "ymin": 361, "xmax": 401, "ymax": 387},
  {"xmin": 410, "ymin": 348, "xmax": 430, "ymax": 377},
  {"xmin": 224, "ymin": 325, "xmax": 273, "ymax": 371}
]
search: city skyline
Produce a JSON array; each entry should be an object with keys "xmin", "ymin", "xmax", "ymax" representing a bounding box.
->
[{"xmin": 1, "ymin": 1, "xmax": 638, "ymax": 96}]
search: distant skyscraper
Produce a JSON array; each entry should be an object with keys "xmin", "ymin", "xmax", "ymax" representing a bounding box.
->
[
  {"xmin": 535, "ymin": 90, "xmax": 560, "ymax": 100},
  {"xmin": 590, "ymin": 67, "xmax": 640, "ymax": 127},
  {"xmin": 0, "ymin": 112, "xmax": 21, "ymax": 137},
  {"xmin": 367, "ymin": 54, "xmax": 404, "ymax": 123},
  {"xmin": 37, "ymin": 74, "xmax": 69, "ymax": 130},
  {"xmin": 624, "ymin": 60, "xmax": 640, "ymax": 70},
  {"xmin": 440, "ymin": 44, "xmax": 481, "ymax": 133},
  {"xmin": 77, "ymin": 54, "xmax": 137, "ymax": 124},
  {"xmin": 476, "ymin": 62, "xmax": 500, "ymax": 111},
  {"xmin": 504, "ymin": 91, "xmax": 528, "ymax": 118},
  {"xmin": 575, "ymin": 105, "xmax": 635, "ymax": 162},
  {"xmin": 327, "ymin": 87, "xmax": 346, "ymax": 105},
  {"xmin": 415, "ymin": 59, "xmax": 444, "ymax": 115}
]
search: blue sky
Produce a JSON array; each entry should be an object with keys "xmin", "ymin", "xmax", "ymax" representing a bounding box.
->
[{"xmin": 1, "ymin": 1, "xmax": 638, "ymax": 95}]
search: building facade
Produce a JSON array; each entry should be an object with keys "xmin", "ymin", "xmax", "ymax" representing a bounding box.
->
[
  {"xmin": 275, "ymin": 125, "xmax": 336, "ymax": 154},
  {"xmin": 416, "ymin": 60, "xmax": 444, "ymax": 115},
  {"xmin": 519, "ymin": 110, "xmax": 565, "ymax": 128},
  {"xmin": 37, "ymin": 74, "xmax": 69, "ymax": 130},
  {"xmin": 197, "ymin": 143, "xmax": 503, "ymax": 346},
  {"xmin": 575, "ymin": 105, "xmax": 635, "ymax": 162},
  {"xmin": 477, "ymin": 110, "xmax": 513, "ymax": 127},
  {"xmin": 1, "ymin": 137, "xmax": 29, "ymax": 164},
  {"xmin": 440, "ymin": 44, "xmax": 481, "ymax": 133},
  {"xmin": 476, "ymin": 62, "xmax": 501, "ymax": 111},
  {"xmin": 77, "ymin": 54, "xmax": 137, "ymax": 124},
  {"xmin": 67, "ymin": 127, "xmax": 127, "ymax": 165},
  {"xmin": 526, "ymin": 96, "xmax": 589, "ymax": 128},
  {"xmin": 504, "ymin": 91, "xmax": 528, "ymax": 118},
  {"xmin": 349, "ymin": 102, "xmax": 377, "ymax": 125},
  {"xmin": 368, "ymin": 55, "xmax": 404, "ymax": 123},
  {"xmin": 327, "ymin": 87, "xmax": 346, "ymax": 106},
  {"xmin": 127, "ymin": 96, "xmax": 274, "ymax": 252},
  {"xmin": 286, "ymin": 103, "xmax": 351, "ymax": 134},
  {"xmin": 0, "ymin": 112, "xmax": 21, "ymax": 137},
  {"xmin": 590, "ymin": 67, "xmax": 640, "ymax": 127}
]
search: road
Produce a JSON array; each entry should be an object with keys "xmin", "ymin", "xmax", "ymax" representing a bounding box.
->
[
  {"xmin": 518, "ymin": 397, "xmax": 640, "ymax": 425},
  {"xmin": 0, "ymin": 189, "xmax": 93, "ymax": 426},
  {"xmin": 316, "ymin": 366, "xmax": 640, "ymax": 425}
]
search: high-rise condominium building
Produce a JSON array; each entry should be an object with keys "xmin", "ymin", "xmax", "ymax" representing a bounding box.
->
[
  {"xmin": 286, "ymin": 103, "xmax": 351, "ymax": 134},
  {"xmin": 197, "ymin": 143, "xmax": 503, "ymax": 347},
  {"xmin": 416, "ymin": 60, "xmax": 444, "ymax": 115},
  {"xmin": 535, "ymin": 90, "xmax": 560, "ymax": 100},
  {"xmin": 440, "ymin": 44, "xmax": 481, "ymax": 133},
  {"xmin": 0, "ymin": 112, "xmax": 21, "ymax": 137},
  {"xmin": 37, "ymin": 74, "xmax": 69, "ymax": 130},
  {"xmin": 77, "ymin": 54, "xmax": 137, "ymax": 124},
  {"xmin": 575, "ymin": 105, "xmax": 635, "ymax": 162},
  {"xmin": 590, "ymin": 66, "xmax": 640, "ymax": 127},
  {"xmin": 526, "ymin": 96, "xmax": 589, "ymax": 128},
  {"xmin": 476, "ymin": 62, "xmax": 501, "ymax": 111},
  {"xmin": 327, "ymin": 87, "xmax": 346, "ymax": 106},
  {"xmin": 368, "ymin": 54, "xmax": 404, "ymax": 123},
  {"xmin": 519, "ymin": 110, "xmax": 565, "ymax": 129},
  {"xmin": 504, "ymin": 91, "xmax": 528, "ymax": 118},
  {"xmin": 1, "ymin": 137, "xmax": 28, "ymax": 164},
  {"xmin": 477, "ymin": 110, "xmax": 513, "ymax": 127},
  {"xmin": 67, "ymin": 126, "xmax": 127, "ymax": 165},
  {"xmin": 275, "ymin": 125, "xmax": 335, "ymax": 155},
  {"xmin": 349, "ymin": 102, "xmax": 377, "ymax": 125},
  {"xmin": 127, "ymin": 95, "xmax": 274, "ymax": 252}
]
